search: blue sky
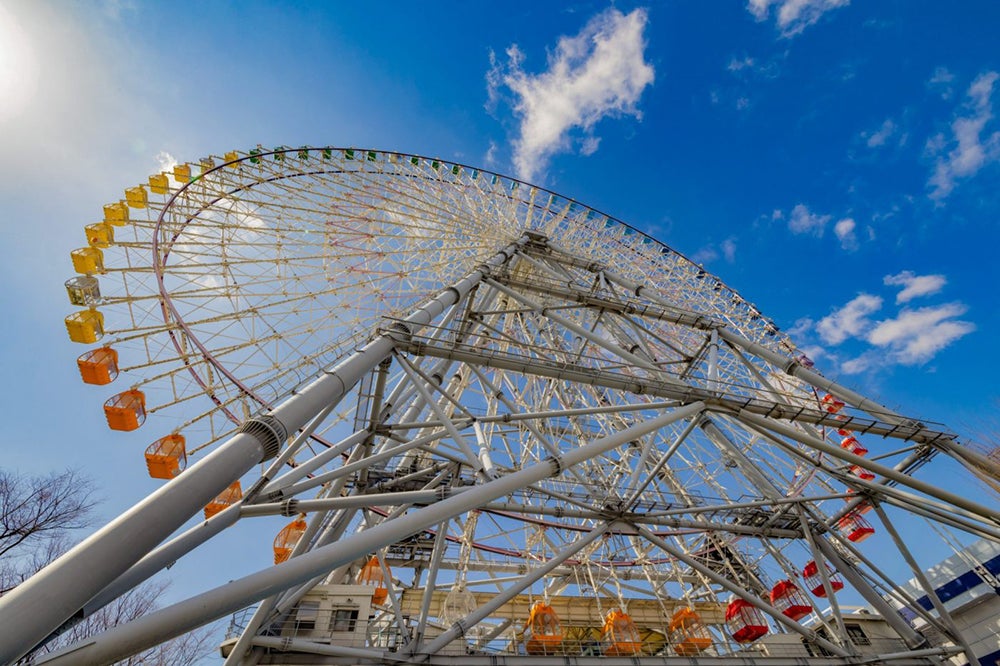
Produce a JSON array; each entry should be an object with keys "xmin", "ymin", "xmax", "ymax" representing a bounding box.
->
[{"xmin": 1, "ymin": 0, "xmax": 998, "ymax": 642}]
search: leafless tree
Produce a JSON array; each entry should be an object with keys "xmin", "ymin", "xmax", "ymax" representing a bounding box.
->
[
  {"xmin": 0, "ymin": 469, "xmax": 97, "ymax": 593},
  {"xmin": 1, "ymin": 469, "xmax": 217, "ymax": 664}
]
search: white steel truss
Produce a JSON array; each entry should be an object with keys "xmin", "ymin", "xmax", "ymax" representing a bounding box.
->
[{"xmin": 7, "ymin": 147, "xmax": 998, "ymax": 666}]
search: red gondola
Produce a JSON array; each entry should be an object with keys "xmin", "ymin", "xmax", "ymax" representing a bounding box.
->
[
  {"xmin": 838, "ymin": 512, "xmax": 876, "ymax": 542},
  {"xmin": 725, "ymin": 598, "xmax": 768, "ymax": 643},
  {"xmin": 802, "ymin": 560, "xmax": 844, "ymax": 597},
  {"xmin": 770, "ymin": 580, "xmax": 812, "ymax": 621}
]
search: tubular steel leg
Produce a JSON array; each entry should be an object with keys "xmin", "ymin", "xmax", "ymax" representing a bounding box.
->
[
  {"xmin": 35, "ymin": 402, "xmax": 704, "ymax": 666},
  {"xmin": 0, "ymin": 432, "xmax": 266, "ymax": 665},
  {"xmin": 0, "ymin": 241, "xmax": 524, "ymax": 665}
]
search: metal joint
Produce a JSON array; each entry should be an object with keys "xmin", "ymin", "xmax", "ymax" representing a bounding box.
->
[
  {"xmin": 546, "ymin": 455, "xmax": 564, "ymax": 477},
  {"xmin": 238, "ymin": 414, "xmax": 287, "ymax": 460},
  {"xmin": 386, "ymin": 321, "xmax": 413, "ymax": 342},
  {"xmin": 280, "ymin": 499, "xmax": 299, "ymax": 517}
]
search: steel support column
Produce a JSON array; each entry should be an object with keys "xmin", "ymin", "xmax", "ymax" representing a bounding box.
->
[{"xmin": 35, "ymin": 403, "xmax": 705, "ymax": 665}]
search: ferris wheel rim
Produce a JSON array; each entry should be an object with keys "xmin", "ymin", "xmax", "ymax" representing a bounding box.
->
[{"xmin": 144, "ymin": 146, "xmax": 794, "ymax": 429}]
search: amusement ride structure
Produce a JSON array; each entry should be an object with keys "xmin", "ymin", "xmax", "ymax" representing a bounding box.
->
[{"xmin": 1, "ymin": 147, "xmax": 998, "ymax": 665}]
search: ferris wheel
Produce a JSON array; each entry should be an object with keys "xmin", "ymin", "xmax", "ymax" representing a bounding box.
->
[{"xmin": 2, "ymin": 147, "xmax": 999, "ymax": 665}]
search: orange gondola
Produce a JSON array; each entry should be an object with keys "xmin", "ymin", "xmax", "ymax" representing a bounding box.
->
[
  {"xmin": 273, "ymin": 517, "xmax": 308, "ymax": 564},
  {"xmin": 144, "ymin": 434, "xmax": 186, "ymax": 479},
  {"xmin": 357, "ymin": 556, "xmax": 390, "ymax": 605},
  {"xmin": 77, "ymin": 347, "xmax": 118, "ymax": 385},
  {"xmin": 524, "ymin": 601, "xmax": 562, "ymax": 655},
  {"xmin": 103, "ymin": 389, "xmax": 145, "ymax": 431},
  {"xmin": 602, "ymin": 608, "xmax": 642, "ymax": 656},
  {"xmin": 668, "ymin": 607, "xmax": 712, "ymax": 656},
  {"xmin": 204, "ymin": 481, "xmax": 242, "ymax": 519}
]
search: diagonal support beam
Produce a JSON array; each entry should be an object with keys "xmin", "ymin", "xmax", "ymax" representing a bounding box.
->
[
  {"xmin": 0, "ymin": 239, "xmax": 526, "ymax": 665},
  {"xmin": 34, "ymin": 403, "xmax": 706, "ymax": 665}
]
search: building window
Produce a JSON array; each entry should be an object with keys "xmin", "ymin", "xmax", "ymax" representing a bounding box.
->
[
  {"xmin": 803, "ymin": 628, "xmax": 835, "ymax": 657},
  {"xmin": 333, "ymin": 608, "xmax": 359, "ymax": 632},
  {"xmin": 296, "ymin": 601, "xmax": 320, "ymax": 631},
  {"xmin": 845, "ymin": 623, "xmax": 871, "ymax": 646}
]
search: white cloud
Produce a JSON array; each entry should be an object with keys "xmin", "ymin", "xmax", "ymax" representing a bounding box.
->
[
  {"xmin": 816, "ymin": 293, "xmax": 883, "ymax": 345},
  {"xmin": 863, "ymin": 118, "xmax": 898, "ymax": 148},
  {"xmin": 690, "ymin": 245, "xmax": 718, "ymax": 264},
  {"xmin": 866, "ymin": 303, "xmax": 975, "ymax": 364},
  {"xmin": 691, "ymin": 237, "xmax": 737, "ymax": 265},
  {"xmin": 484, "ymin": 141, "xmax": 498, "ymax": 167},
  {"xmin": 156, "ymin": 150, "xmax": 178, "ymax": 174},
  {"xmin": 720, "ymin": 237, "xmax": 737, "ymax": 262},
  {"xmin": 580, "ymin": 136, "xmax": 601, "ymax": 156},
  {"xmin": 787, "ymin": 203, "xmax": 831, "ymax": 236},
  {"xmin": 928, "ymin": 66, "xmax": 955, "ymax": 100},
  {"xmin": 788, "ymin": 317, "xmax": 814, "ymax": 339},
  {"xmin": 728, "ymin": 56, "xmax": 756, "ymax": 72},
  {"xmin": 840, "ymin": 352, "xmax": 877, "ymax": 374},
  {"xmin": 928, "ymin": 71, "xmax": 1000, "ymax": 200},
  {"xmin": 883, "ymin": 270, "xmax": 946, "ymax": 304},
  {"xmin": 833, "ymin": 217, "xmax": 857, "ymax": 250},
  {"xmin": 487, "ymin": 8, "xmax": 654, "ymax": 182},
  {"xmin": 747, "ymin": 0, "xmax": 849, "ymax": 37}
]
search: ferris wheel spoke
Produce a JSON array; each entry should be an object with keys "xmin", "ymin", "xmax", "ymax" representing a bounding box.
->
[{"xmin": 26, "ymin": 147, "xmax": 992, "ymax": 666}]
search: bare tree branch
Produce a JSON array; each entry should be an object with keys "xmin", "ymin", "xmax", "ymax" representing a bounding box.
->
[
  {"xmin": 0, "ymin": 469, "xmax": 97, "ymax": 560},
  {"xmin": 2, "ymin": 470, "xmax": 216, "ymax": 664}
]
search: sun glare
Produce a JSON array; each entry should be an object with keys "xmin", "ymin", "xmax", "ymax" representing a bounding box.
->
[{"xmin": 0, "ymin": 4, "xmax": 38, "ymax": 123}]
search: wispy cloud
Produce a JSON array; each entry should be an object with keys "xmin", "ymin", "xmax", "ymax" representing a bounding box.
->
[
  {"xmin": 833, "ymin": 217, "xmax": 857, "ymax": 250},
  {"xmin": 728, "ymin": 56, "xmax": 757, "ymax": 72},
  {"xmin": 928, "ymin": 70, "xmax": 1000, "ymax": 200},
  {"xmin": 927, "ymin": 66, "xmax": 955, "ymax": 100},
  {"xmin": 746, "ymin": 0, "xmax": 849, "ymax": 37},
  {"xmin": 691, "ymin": 237, "xmax": 737, "ymax": 265},
  {"xmin": 720, "ymin": 237, "xmax": 737, "ymax": 262},
  {"xmin": 862, "ymin": 118, "xmax": 903, "ymax": 148},
  {"xmin": 787, "ymin": 203, "xmax": 831, "ymax": 236},
  {"xmin": 487, "ymin": 8, "xmax": 655, "ymax": 182},
  {"xmin": 867, "ymin": 303, "xmax": 975, "ymax": 364},
  {"xmin": 840, "ymin": 352, "xmax": 877, "ymax": 374},
  {"xmin": 816, "ymin": 293, "xmax": 883, "ymax": 345},
  {"xmin": 883, "ymin": 270, "xmax": 946, "ymax": 304}
]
